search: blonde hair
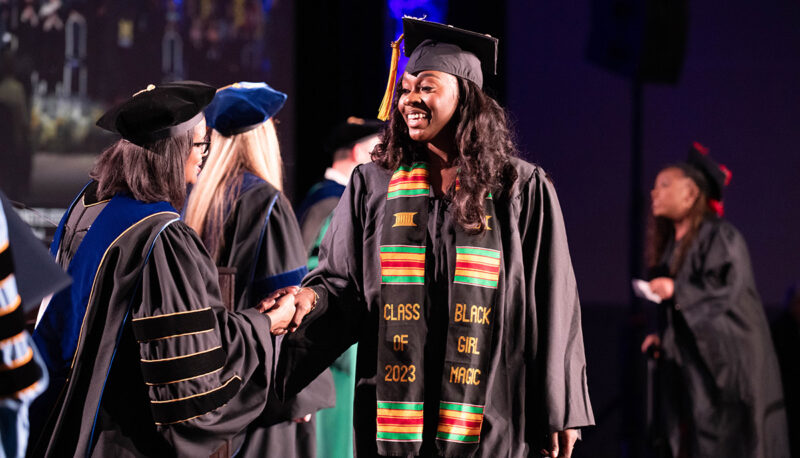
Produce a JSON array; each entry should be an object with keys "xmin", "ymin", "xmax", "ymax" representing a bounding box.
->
[{"xmin": 185, "ymin": 119, "xmax": 283, "ymax": 258}]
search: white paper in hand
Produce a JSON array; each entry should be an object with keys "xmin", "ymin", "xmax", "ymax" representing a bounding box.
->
[{"xmin": 632, "ymin": 279, "xmax": 662, "ymax": 304}]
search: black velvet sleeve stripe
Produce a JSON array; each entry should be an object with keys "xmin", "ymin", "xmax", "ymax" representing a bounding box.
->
[
  {"xmin": 132, "ymin": 307, "xmax": 215, "ymax": 342},
  {"xmin": 150, "ymin": 375, "xmax": 242, "ymax": 425},
  {"xmin": 140, "ymin": 346, "xmax": 225, "ymax": 385},
  {"xmin": 0, "ymin": 299, "xmax": 24, "ymax": 341},
  {"xmin": 0, "ymin": 245, "xmax": 12, "ymax": 280},
  {"xmin": 0, "ymin": 356, "xmax": 43, "ymax": 398}
]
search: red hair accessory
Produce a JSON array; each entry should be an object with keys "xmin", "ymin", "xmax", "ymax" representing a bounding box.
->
[
  {"xmin": 719, "ymin": 164, "xmax": 732, "ymax": 186},
  {"xmin": 693, "ymin": 141, "xmax": 710, "ymax": 155},
  {"xmin": 708, "ymin": 199, "xmax": 724, "ymax": 217}
]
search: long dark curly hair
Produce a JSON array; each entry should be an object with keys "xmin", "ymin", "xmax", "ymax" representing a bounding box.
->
[{"xmin": 373, "ymin": 77, "xmax": 518, "ymax": 233}]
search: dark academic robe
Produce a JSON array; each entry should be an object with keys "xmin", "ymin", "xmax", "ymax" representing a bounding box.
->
[
  {"xmin": 296, "ymin": 178, "xmax": 347, "ymax": 259},
  {"xmin": 30, "ymin": 183, "xmax": 275, "ymax": 457},
  {"xmin": 275, "ymin": 159, "xmax": 595, "ymax": 457},
  {"xmin": 653, "ymin": 217, "xmax": 789, "ymax": 458},
  {"xmin": 209, "ymin": 173, "xmax": 334, "ymax": 458}
]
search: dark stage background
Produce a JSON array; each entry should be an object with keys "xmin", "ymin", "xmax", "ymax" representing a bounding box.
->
[{"xmin": 2, "ymin": 1, "xmax": 799, "ymax": 456}]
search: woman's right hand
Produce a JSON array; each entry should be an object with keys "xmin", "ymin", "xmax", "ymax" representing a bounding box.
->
[
  {"xmin": 649, "ymin": 277, "xmax": 674, "ymax": 300},
  {"xmin": 641, "ymin": 333, "xmax": 661, "ymax": 359}
]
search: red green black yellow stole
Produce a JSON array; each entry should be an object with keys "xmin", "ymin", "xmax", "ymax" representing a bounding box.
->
[{"xmin": 377, "ymin": 162, "xmax": 501, "ymax": 457}]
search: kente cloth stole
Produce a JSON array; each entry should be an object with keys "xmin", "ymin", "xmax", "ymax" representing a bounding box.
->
[{"xmin": 376, "ymin": 162, "xmax": 502, "ymax": 457}]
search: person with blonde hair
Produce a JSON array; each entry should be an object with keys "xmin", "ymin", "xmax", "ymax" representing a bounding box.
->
[
  {"xmin": 185, "ymin": 82, "xmax": 286, "ymax": 261},
  {"xmin": 184, "ymin": 82, "xmax": 333, "ymax": 457}
]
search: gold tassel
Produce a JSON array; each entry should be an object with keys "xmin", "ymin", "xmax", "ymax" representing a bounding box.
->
[{"xmin": 377, "ymin": 34, "xmax": 404, "ymax": 121}]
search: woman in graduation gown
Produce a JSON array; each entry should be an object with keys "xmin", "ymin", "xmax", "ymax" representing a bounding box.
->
[
  {"xmin": 274, "ymin": 18, "xmax": 594, "ymax": 458},
  {"xmin": 30, "ymin": 81, "xmax": 297, "ymax": 457},
  {"xmin": 641, "ymin": 143, "xmax": 789, "ymax": 457},
  {"xmin": 184, "ymin": 82, "xmax": 334, "ymax": 457}
]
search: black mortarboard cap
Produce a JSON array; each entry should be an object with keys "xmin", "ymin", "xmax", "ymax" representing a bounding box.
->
[
  {"xmin": 96, "ymin": 81, "xmax": 215, "ymax": 148},
  {"xmin": 377, "ymin": 18, "xmax": 498, "ymax": 120},
  {"xmin": 683, "ymin": 142, "xmax": 731, "ymax": 201},
  {"xmin": 403, "ymin": 17, "xmax": 498, "ymax": 88},
  {"xmin": 325, "ymin": 117, "xmax": 384, "ymax": 154}
]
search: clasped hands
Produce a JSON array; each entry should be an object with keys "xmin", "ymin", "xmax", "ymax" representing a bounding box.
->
[{"xmin": 257, "ymin": 286, "xmax": 318, "ymax": 335}]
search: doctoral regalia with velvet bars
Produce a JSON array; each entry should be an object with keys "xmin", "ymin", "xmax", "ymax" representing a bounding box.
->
[{"xmin": 30, "ymin": 183, "xmax": 276, "ymax": 457}]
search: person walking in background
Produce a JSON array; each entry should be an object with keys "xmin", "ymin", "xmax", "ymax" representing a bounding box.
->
[{"xmin": 641, "ymin": 142, "xmax": 789, "ymax": 457}]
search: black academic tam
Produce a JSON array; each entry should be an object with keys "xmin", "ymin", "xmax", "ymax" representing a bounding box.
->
[{"xmin": 96, "ymin": 81, "xmax": 215, "ymax": 148}]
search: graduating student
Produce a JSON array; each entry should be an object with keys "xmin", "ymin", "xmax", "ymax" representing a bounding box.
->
[
  {"xmin": 184, "ymin": 82, "xmax": 334, "ymax": 458},
  {"xmin": 275, "ymin": 18, "xmax": 594, "ymax": 457},
  {"xmin": 295, "ymin": 117, "xmax": 383, "ymax": 458},
  {"xmin": 641, "ymin": 143, "xmax": 789, "ymax": 457},
  {"xmin": 30, "ymin": 81, "xmax": 296, "ymax": 457}
]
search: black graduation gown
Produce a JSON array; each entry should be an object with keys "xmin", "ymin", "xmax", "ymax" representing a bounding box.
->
[
  {"xmin": 210, "ymin": 174, "xmax": 334, "ymax": 458},
  {"xmin": 275, "ymin": 159, "xmax": 595, "ymax": 457},
  {"xmin": 655, "ymin": 217, "xmax": 789, "ymax": 458},
  {"xmin": 30, "ymin": 184, "xmax": 275, "ymax": 457}
]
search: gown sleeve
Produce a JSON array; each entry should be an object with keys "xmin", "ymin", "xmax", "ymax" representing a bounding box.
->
[
  {"xmin": 131, "ymin": 221, "xmax": 273, "ymax": 455},
  {"xmin": 671, "ymin": 221, "xmax": 752, "ymax": 395},
  {"xmin": 274, "ymin": 166, "xmax": 369, "ymax": 400},
  {"xmin": 672, "ymin": 222, "xmax": 739, "ymax": 325},
  {"xmin": 518, "ymin": 167, "xmax": 595, "ymax": 439}
]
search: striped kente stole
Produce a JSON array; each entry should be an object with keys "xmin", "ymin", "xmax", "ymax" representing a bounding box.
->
[{"xmin": 376, "ymin": 162, "xmax": 501, "ymax": 457}]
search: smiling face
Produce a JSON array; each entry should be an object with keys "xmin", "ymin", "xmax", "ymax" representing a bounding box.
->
[
  {"xmin": 184, "ymin": 120, "xmax": 208, "ymax": 185},
  {"xmin": 651, "ymin": 167, "xmax": 699, "ymax": 220},
  {"xmin": 397, "ymin": 70, "xmax": 459, "ymax": 144}
]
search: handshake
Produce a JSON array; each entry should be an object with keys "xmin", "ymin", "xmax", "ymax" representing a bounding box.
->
[{"xmin": 257, "ymin": 286, "xmax": 318, "ymax": 335}]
